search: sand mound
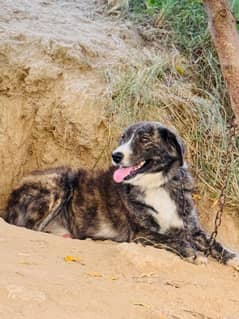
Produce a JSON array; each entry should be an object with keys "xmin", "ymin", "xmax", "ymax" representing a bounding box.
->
[{"xmin": 1, "ymin": 217, "xmax": 239, "ymax": 319}]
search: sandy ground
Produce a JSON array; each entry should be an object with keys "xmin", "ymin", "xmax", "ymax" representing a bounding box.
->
[
  {"xmin": 0, "ymin": 217, "xmax": 239, "ymax": 319},
  {"xmin": 1, "ymin": 1, "xmax": 239, "ymax": 318}
]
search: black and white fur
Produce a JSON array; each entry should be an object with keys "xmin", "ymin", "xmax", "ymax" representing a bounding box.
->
[{"xmin": 6, "ymin": 121, "xmax": 239, "ymax": 268}]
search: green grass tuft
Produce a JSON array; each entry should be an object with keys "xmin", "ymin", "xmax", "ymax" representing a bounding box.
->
[{"xmin": 231, "ymin": 0, "xmax": 239, "ymax": 22}]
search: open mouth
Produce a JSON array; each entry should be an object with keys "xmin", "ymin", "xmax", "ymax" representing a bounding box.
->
[{"xmin": 113, "ymin": 160, "xmax": 151, "ymax": 183}]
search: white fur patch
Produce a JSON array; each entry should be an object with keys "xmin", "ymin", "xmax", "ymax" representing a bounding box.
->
[
  {"xmin": 94, "ymin": 224, "xmax": 118, "ymax": 239},
  {"xmin": 112, "ymin": 135, "xmax": 134, "ymax": 166},
  {"xmin": 144, "ymin": 187, "xmax": 183, "ymax": 234},
  {"xmin": 125, "ymin": 172, "xmax": 167, "ymax": 189},
  {"xmin": 45, "ymin": 220, "xmax": 69, "ymax": 236}
]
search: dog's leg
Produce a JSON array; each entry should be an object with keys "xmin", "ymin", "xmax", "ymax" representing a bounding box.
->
[
  {"xmin": 35, "ymin": 193, "xmax": 69, "ymax": 232},
  {"xmin": 134, "ymin": 230, "xmax": 207, "ymax": 265},
  {"xmin": 44, "ymin": 215, "xmax": 72, "ymax": 238},
  {"xmin": 192, "ymin": 228, "xmax": 239, "ymax": 269}
]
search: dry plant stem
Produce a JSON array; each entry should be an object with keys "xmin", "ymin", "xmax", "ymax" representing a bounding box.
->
[{"xmin": 204, "ymin": 0, "xmax": 239, "ymax": 127}]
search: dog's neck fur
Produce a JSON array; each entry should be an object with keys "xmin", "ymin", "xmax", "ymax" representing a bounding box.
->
[
  {"xmin": 124, "ymin": 163, "xmax": 186, "ymax": 190},
  {"xmin": 122, "ymin": 166, "xmax": 186, "ymax": 234},
  {"xmin": 124, "ymin": 171, "xmax": 167, "ymax": 189}
]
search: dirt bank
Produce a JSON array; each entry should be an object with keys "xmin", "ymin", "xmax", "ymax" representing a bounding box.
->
[{"xmin": 0, "ymin": 0, "xmax": 146, "ymax": 207}]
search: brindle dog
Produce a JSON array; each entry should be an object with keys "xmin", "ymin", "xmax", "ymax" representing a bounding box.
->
[{"xmin": 6, "ymin": 122, "xmax": 239, "ymax": 268}]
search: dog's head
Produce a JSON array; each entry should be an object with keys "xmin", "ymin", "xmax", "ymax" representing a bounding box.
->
[{"xmin": 112, "ymin": 122, "xmax": 185, "ymax": 185}]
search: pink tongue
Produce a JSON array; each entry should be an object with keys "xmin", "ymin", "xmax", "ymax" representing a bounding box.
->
[{"xmin": 113, "ymin": 166, "xmax": 134, "ymax": 183}]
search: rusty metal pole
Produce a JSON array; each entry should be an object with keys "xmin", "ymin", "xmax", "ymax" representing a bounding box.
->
[{"xmin": 204, "ymin": 0, "xmax": 239, "ymax": 128}]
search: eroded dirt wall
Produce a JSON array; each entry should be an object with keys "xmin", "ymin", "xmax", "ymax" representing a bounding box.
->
[{"xmin": 0, "ymin": 0, "xmax": 145, "ymax": 208}]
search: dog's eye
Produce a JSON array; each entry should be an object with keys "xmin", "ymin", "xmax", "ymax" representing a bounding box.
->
[
  {"xmin": 140, "ymin": 135, "xmax": 150, "ymax": 143},
  {"xmin": 121, "ymin": 134, "xmax": 126, "ymax": 140}
]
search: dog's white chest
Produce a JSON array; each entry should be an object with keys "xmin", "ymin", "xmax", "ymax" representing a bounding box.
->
[{"xmin": 144, "ymin": 187, "xmax": 183, "ymax": 233}]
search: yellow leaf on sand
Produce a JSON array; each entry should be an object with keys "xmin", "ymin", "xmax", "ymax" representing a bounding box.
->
[
  {"xmin": 64, "ymin": 255, "xmax": 81, "ymax": 263},
  {"xmin": 111, "ymin": 276, "xmax": 119, "ymax": 281}
]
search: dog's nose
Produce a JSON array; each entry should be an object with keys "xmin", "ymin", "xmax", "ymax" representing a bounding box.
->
[{"xmin": 112, "ymin": 152, "xmax": 124, "ymax": 164}]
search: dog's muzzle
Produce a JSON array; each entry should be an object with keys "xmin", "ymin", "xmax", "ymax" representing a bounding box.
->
[{"xmin": 112, "ymin": 152, "xmax": 124, "ymax": 165}]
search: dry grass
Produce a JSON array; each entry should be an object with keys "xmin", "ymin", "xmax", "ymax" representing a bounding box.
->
[
  {"xmin": 104, "ymin": 53, "xmax": 239, "ymax": 209},
  {"xmin": 102, "ymin": 0, "xmax": 239, "ymax": 210}
]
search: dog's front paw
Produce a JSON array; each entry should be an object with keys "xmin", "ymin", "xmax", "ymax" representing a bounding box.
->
[
  {"xmin": 185, "ymin": 254, "xmax": 208, "ymax": 265},
  {"xmin": 194, "ymin": 255, "xmax": 208, "ymax": 265},
  {"xmin": 226, "ymin": 255, "xmax": 239, "ymax": 271}
]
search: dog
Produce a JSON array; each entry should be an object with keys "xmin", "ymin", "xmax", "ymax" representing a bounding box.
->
[{"xmin": 5, "ymin": 121, "xmax": 239, "ymax": 268}]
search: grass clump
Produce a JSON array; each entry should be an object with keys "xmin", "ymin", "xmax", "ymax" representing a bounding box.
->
[
  {"xmin": 107, "ymin": 0, "xmax": 238, "ymax": 209},
  {"xmin": 105, "ymin": 56, "xmax": 239, "ymax": 208},
  {"xmin": 104, "ymin": 0, "xmax": 239, "ymax": 209},
  {"xmin": 129, "ymin": 0, "xmax": 239, "ymax": 103}
]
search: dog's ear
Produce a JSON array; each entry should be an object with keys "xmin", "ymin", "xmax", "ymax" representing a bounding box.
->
[{"xmin": 159, "ymin": 128, "xmax": 185, "ymax": 166}]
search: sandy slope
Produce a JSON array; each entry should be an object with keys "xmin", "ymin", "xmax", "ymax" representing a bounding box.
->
[{"xmin": 0, "ymin": 218, "xmax": 239, "ymax": 319}]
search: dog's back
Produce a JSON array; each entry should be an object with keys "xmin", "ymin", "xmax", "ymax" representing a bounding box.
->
[
  {"xmin": 6, "ymin": 166, "xmax": 133, "ymax": 241},
  {"xmin": 65, "ymin": 167, "xmax": 133, "ymax": 241}
]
